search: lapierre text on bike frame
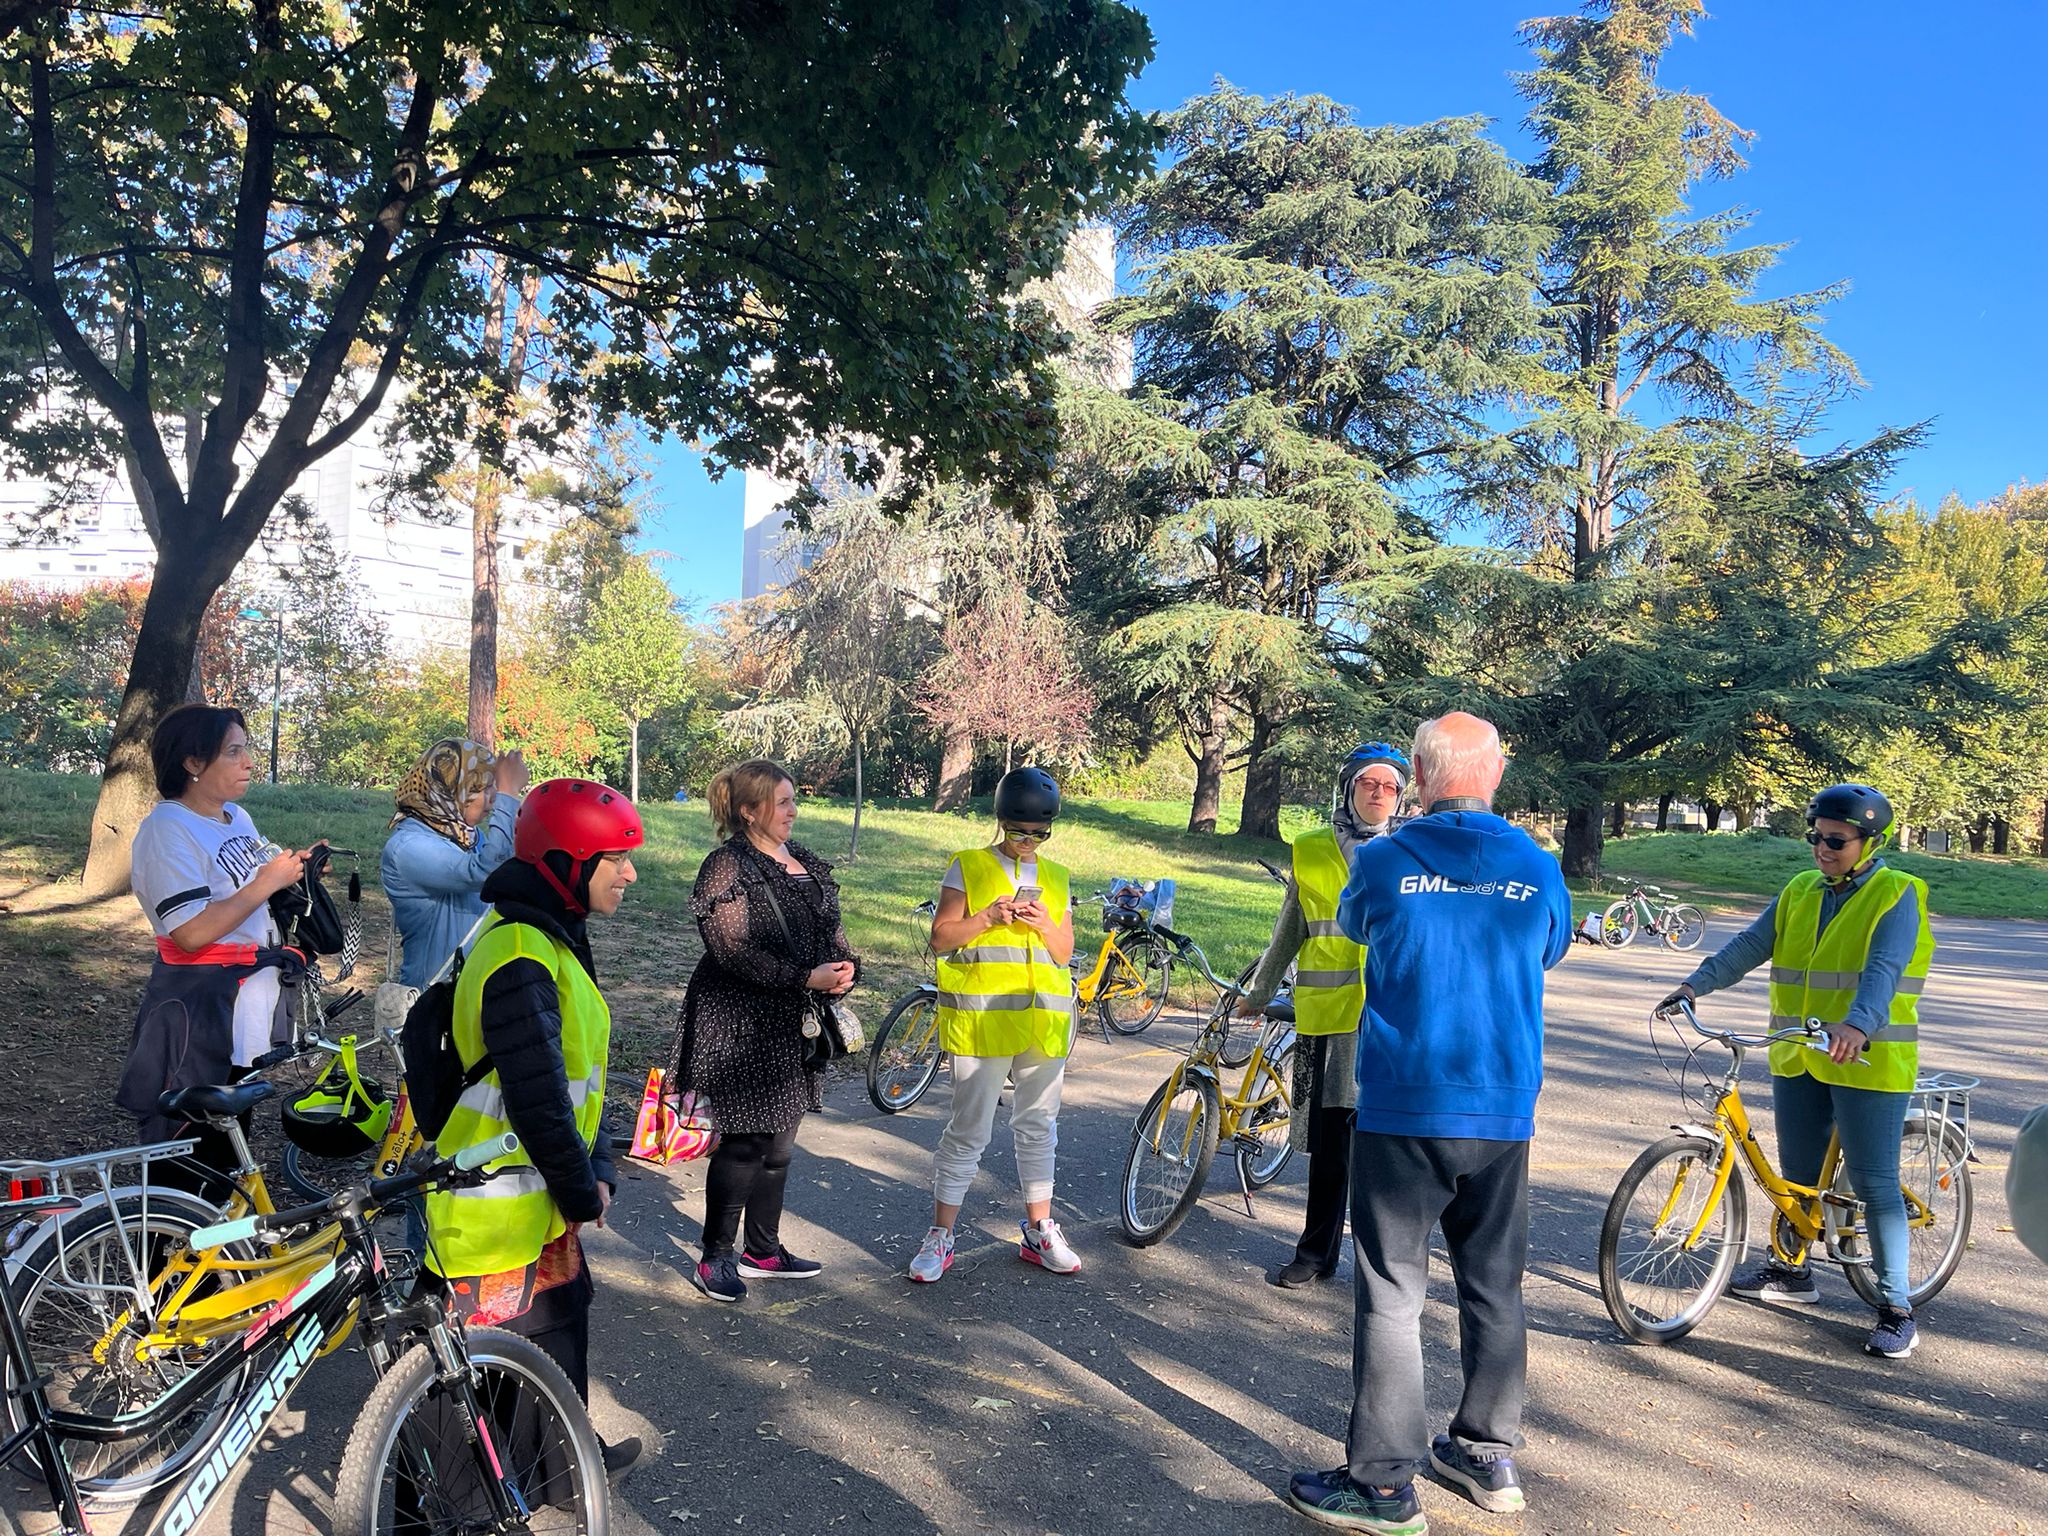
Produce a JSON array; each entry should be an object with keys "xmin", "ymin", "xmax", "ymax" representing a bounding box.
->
[{"xmin": 155, "ymin": 1288, "xmax": 332, "ymax": 1536}]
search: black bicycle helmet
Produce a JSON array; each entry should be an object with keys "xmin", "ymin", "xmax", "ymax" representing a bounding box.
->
[
  {"xmin": 1806, "ymin": 783, "xmax": 1894, "ymax": 848},
  {"xmin": 993, "ymin": 766, "xmax": 1061, "ymax": 823}
]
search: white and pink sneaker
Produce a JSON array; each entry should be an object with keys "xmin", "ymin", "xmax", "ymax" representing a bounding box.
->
[
  {"xmin": 909, "ymin": 1225, "xmax": 956, "ymax": 1283},
  {"xmin": 1019, "ymin": 1217, "xmax": 1080, "ymax": 1274}
]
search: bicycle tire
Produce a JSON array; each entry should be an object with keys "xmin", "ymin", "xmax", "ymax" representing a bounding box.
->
[
  {"xmin": 1119, "ymin": 1073, "xmax": 1220, "ymax": 1246},
  {"xmin": 1840, "ymin": 1116, "xmax": 1974, "ymax": 1311},
  {"xmin": 3, "ymin": 1194, "xmax": 254, "ymax": 1502},
  {"xmin": 1599, "ymin": 899, "xmax": 1638, "ymax": 948},
  {"xmin": 1216, "ymin": 962, "xmax": 1260, "ymax": 1069},
  {"xmin": 1662, "ymin": 904, "xmax": 1707, "ymax": 952},
  {"xmin": 866, "ymin": 988, "xmax": 944, "ymax": 1115},
  {"xmin": 1598, "ymin": 1134, "xmax": 1747, "ymax": 1345},
  {"xmin": 1236, "ymin": 1042, "xmax": 1295, "ymax": 1190},
  {"xmin": 1096, "ymin": 933, "xmax": 1174, "ymax": 1036},
  {"xmin": 333, "ymin": 1327, "xmax": 610, "ymax": 1536},
  {"xmin": 281, "ymin": 1140, "xmax": 380, "ymax": 1204}
]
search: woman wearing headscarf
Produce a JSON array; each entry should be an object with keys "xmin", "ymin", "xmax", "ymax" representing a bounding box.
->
[
  {"xmin": 381, "ymin": 739, "xmax": 530, "ymax": 988},
  {"xmin": 1237, "ymin": 742, "xmax": 1411, "ymax": 1289}
]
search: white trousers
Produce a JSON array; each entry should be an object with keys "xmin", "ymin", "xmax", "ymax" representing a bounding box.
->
[{"xmin": 933, "ymin": 1044, "xmax": 1066, "ymax": 1207}]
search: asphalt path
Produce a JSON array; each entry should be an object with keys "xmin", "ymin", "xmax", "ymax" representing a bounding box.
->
[{"xmin": 10, "ymin": 912, "xmax": 2045, "ymax": 1535}]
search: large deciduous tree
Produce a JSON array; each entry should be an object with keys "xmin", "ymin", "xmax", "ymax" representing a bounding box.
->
[
  {"xmin": 0, "ymin": 0, "xmax": 1154, "ymax": 893},
  {"xmin": 1074, "ymin": 87, "xmax": 1548, "ymax": 837}
]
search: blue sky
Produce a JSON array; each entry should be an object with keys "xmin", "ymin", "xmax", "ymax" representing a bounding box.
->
[{"xmin": 643, "ymin": 1, "xmax": 2048, "ymax": 607}]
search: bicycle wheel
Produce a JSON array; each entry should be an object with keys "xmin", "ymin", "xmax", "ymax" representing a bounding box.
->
[
  {"xmin": 3, "ymin": 1195, "xmax": 254, "ymax": 1501},
  {"xmin": 1216, "ymin": 963, "xmax": 1260, "ymax": 1070},
  {"xmin": 1662, "ymin": 904, "xmax": 1707, "ymax": 952},
  {"xmin": 1235, "ymin": 1041, "xmax": 1295, "ymax": 1190},
  {"xmin": 1840, "ymin": 1116, "xmax": 1974, "ymax": 1311},
  {"xmin": 1120, "ymin": 1072, "xmax": 1220, "ymax": 1246},
  {"xmin": 867, "ymin": 988, "xmax": 944, "ymax": 1114},
  {"xmin": 281, "ymin": 1139, "xmax": 379, "ymax": 1203},
  {"xmin": 1096, "ymin": 932, "xmax": 1173, "ymax": 1036},
  {"xmin": 334, "ymin": 1327, "xmax": 610, "ymax": 1536},
  {"xmin": 1598, "ymin": 1134, "xmax": 1747, "ymax": 1344},
  {"xmin": 1599, "ymin": 899, "xmax": 1638, "ymax": 948}
]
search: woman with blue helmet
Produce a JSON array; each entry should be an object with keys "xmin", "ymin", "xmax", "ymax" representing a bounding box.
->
[{"xmin": 1239, "ymin": 741, "xmax": 1411, "ymax": 1288}]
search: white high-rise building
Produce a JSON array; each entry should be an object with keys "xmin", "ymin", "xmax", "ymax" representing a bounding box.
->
[
  {"xmin": 738, "ymin": 224, "xmax": 1131, "ymax": 600},
  {"xmin": 0, "ymin": 406, "xmax": 578, "ymax": 652}
]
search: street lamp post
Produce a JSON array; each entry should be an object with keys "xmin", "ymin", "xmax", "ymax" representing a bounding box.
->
[{"xmin": 238, "ymin": 606, "xmax": 284, "ymax": 784}]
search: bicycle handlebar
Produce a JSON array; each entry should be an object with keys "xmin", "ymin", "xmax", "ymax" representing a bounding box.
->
[
  {"xmin": 1652, "ymin": 997, "xmax": 1858, "ymax": 1057},
  {"xmin": 187, "ymin": 1133, "xmax": 521, "ymax": 1251}
]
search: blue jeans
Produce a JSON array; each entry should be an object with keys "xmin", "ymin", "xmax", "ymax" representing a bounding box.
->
[{"xmin": 1770, "ymin": 1070, "xmax": 1911, "ymax": 1310}]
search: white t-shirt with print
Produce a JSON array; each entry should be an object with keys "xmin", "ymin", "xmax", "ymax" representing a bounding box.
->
[
  {"xmin": 941, "ymin": 848, "xmax": 1071, "ymax": 913},
  {"xmin": 131, "ymin": 801, "xmax": 283, "ymax": 1066}
]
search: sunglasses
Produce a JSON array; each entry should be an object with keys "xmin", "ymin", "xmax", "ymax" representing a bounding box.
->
[
  {"xmin": 1357, "ymin": 780, "xmax": 1403, "ymax": 797},
  {"xmin": 1805, "ymin": 830, "xmax": 1863, "ymax": 851},
  {"xmin": 1000, "ymin": 824, "xmax": 1052, "ymax": 843}
]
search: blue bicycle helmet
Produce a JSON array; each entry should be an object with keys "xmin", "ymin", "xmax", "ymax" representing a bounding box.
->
[{"xmin": 1334, "ymin": 741, "xmax": 1411, "ymax": 828}]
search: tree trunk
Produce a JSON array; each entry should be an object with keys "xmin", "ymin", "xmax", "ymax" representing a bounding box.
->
[
  {"xmin": 1656, "ymin": 791, "xmax": 1672, "ymax": 832},
  {"xmin": 1561, "ymin": 799, "xmax": 1603, "ymax": 880},
  {"xmin": 628, "ymin": 715, "xmax": 641, "ymax": 804},
  {"xmin": 1968, "ymin": 813, "xmax": 1989, "ymax": 854},
  {"xmin": 81, "ymin": 551, "xmax": 212, "ymax": 895},
  {"xmin": 933, "ymin": 723, "xmax": 974, "ymax": 812},
  {"xmin": 465, "ymin": 267, "xmax": 540, "ymax": 746},
  {"xmin": 1609, "ymin": 798, "xmax": 1626, "ymax": 838},
  {"xmin": 1702, "ymin": 799, "xmax": 1723, "ymax": 831},
  {"xmin": 1236, "ymin": 710, "xmax": 1284, "ymax": 842},
  {"xmin": 2038, "ymin": 797, "xmax": 2048, "ymax": 855},
  {"xmin": 848, "ymin": 736, "xmax": 865, "ymax": 861},
  {"xmin": 1992, "ymin": 815, "xmax": 2011, "ymax": 856},
  {"xmin": 1186, "ymin": 694, "xmax": 1229, "ymax": 835}
]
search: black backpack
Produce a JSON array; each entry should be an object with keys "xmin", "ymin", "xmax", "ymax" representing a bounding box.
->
[{"xmin": 401, "ymin": 944, "xmax": 494, "ymax": 1144}]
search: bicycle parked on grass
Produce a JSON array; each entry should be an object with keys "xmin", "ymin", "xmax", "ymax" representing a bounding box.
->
[
  {"xmin": 1119, "ymin": 931, "xmax": 1297, "ymax": 1246},
  {"xmin": 1597, "ymin": 998, "xmax": 1975, "ymax": 1344},
  {"xmin": 1599, "ymin": 881, "xmax": 1706, "ymax": 951},
  {"xmin": 0, "ymin": 1131, "xmax": 609, "ymax": 1535}
]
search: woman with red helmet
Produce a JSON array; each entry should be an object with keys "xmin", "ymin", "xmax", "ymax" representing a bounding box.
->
[{"xmin": 420, "ymin": 776, "xmax": 645, "ymax": 1476}]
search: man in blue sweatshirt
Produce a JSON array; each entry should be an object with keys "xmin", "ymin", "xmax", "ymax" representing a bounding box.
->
[{"xmin": 1287, "ymin": 713, "xmax": 1571, "ymax": 1536}]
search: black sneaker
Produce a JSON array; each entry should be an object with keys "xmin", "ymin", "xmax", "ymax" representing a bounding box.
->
[
  {"xmin": 1729, "ymin": 1260, "xmax": 1819, "ymax": 1304},
  {"xmin": 1285, "ymin": 1468, "xmax": 1428, "ymax": 1534},
  {"xmin": 600, "ymin": 1435, "xmax": 643, "ymax": 1480},
  {"xmin": 1427, "ymin": 1435, "xmax": 1524, "ymax": 1513},
  {"xmin": 739, "ymin": 1246, "xmax": 823, "ymax": 1279},
  {"xmin": 1865, "ymin": 1307, "xmax": 1918, "ymax": 1358},
  {"xmin": 1267, "ymin": 1256, "xmax": 1339, "ymax": 1289},
  {"xmin": 694, "ymin": 1252, "xmax": 746, "ymax": 1304}
]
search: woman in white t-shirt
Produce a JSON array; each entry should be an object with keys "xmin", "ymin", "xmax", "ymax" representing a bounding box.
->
[{"xmin": 116, "ymin": 705, "xmax": 315, "ymax": 1182}]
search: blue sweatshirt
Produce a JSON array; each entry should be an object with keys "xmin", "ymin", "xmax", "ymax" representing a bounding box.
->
[
  {"xmin": 380, "ymin": 795, "xmax": 518, "ymax": 989},
  {"xmin": 1337, "ymin": 810, "xmax": 1573, "ymax": 1141}
]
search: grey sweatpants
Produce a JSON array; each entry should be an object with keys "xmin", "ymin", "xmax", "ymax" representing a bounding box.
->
[{"xmin": 1346, "ymin": 1132, "xmax": 1530, "ymax": 1488}]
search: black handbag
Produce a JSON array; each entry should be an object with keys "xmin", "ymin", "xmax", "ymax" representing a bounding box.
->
[
  {"xmin": 750, "ymin": 868, "xmax": 863, "ymax": 1062},
  {"xmin": 270, "ymin": 845, "xmax": 361, "ymax": 970}
]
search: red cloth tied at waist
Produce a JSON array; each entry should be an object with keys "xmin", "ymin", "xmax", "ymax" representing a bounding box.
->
[{"xmin": 155, "ymin": 937, "xmax": 261, "ymax": 966}]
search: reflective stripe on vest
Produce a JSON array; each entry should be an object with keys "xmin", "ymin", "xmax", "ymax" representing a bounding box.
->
[
  {"xmin": 1766, "ymin": 866, "xmax": 1934, "ymax": 1093},
  {"xmin": 934, "ymin": 849, "xmax": 1075, "ymax": 1060},
  {"xmin": 1291, "ymin": 827, "xmax": 1366, "ymax": 1037},
  {"xmin": 424, "ymin": 915, "xmax": 610, "ymax": 1277}
]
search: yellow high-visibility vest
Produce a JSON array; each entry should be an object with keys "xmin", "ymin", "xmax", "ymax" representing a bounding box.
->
[
  {"xmin": 1767, "ymin": 866, "xmax": 1933, "ymax": 1093},
  {"xmin": 935, "ymin": 849, "xmax": 1075, "ymax": 1059},
  {"xmin": 1290, "ymin": 827, "xmax": 1367, "ymax": 1038},
  {"xmin": 424, "ymin": 915, "xmax": 609, "ymax": 1277}
]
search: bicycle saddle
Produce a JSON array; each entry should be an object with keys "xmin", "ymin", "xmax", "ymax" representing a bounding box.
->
[
  {"xmin": 1261, "ymin": 997, "xmax": 1296, "ymax": 1023},
  {"xmin": 159, "ymin": 1080, "xmax": 277, "ymax": 1123}
]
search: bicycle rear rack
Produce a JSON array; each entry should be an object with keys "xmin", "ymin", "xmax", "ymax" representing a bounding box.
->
[
  {"xmin": 0, "ymin": 1139, "xmax": 203, "ymax": 1312},
  {"xmin": 1910, "ymin": 1071, "xmax": 1979, "ymax": 1165}
]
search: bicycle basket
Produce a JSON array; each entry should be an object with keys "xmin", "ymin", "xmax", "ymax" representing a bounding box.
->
[
  {"xmin": 1102, "ymin": 878, "xmax": 1174, "ymax": 932},
  {"xmin": 281, "ymin": 1035, "xmax": 394, "ymax": 1157}
]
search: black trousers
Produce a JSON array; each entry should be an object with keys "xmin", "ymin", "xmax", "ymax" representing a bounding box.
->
[
  {"xmin": 1290, "ymin": 1037, "xmax": 1354, "ymax": 1272},
  {"xmin": 703, "ymin": 1122, "xmax": 802, "ymax": 1257},
  {"xmin": 1346, "ymin": 1132, "xmax": 1530, "ymax": 1489}
]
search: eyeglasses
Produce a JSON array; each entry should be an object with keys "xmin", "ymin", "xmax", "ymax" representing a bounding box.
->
[
  {"xmin": 1001, "ymin": 824, "xmax": 1052, "ymax": 844},
  {"xmin": 1358, "ymin": 781, "xmax": 1403, "ymax": 797},
  {"xmin": 1805, "ymin": 830, "xmax": 1862, "ymax": 851}
]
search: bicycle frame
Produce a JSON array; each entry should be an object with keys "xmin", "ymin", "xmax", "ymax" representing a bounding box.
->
[{"xmin": 1073, "ymin": 926, "xmax": 1153, "ymax": 1006}]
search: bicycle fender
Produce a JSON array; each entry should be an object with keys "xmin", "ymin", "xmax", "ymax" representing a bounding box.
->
[
  {"xmin": 1178, "ymin": 1062, "xmax": 1221, "ymax": 1092},
  {"xmin": 1669, "ymin": 1123, "xmax": 1723, "ymax": 1145}
]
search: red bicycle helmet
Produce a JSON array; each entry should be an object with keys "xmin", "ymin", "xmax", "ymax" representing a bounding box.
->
[{"xmin": 515, "ymin": 779, "xmax": 644, "ymax": 909}]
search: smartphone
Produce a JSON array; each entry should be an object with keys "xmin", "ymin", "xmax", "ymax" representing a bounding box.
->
[{"xmin": 1013, "ymin": 885, "xmax": 1042, "ymax": 906}]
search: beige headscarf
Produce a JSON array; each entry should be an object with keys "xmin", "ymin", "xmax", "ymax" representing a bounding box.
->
[{"xmin": 391, "ymin": 739, "xmax": 498, "ymax": 849}]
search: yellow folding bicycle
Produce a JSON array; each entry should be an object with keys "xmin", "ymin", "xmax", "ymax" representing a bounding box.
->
[{"xmin": 1598, "ymin": 999, "xmax": 1975, "ymax": 1344}]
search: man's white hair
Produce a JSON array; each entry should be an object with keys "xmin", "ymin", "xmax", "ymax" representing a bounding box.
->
[{"xmin": 1410, "ymin": 714, "xmax": 1503, "ymax": 795}]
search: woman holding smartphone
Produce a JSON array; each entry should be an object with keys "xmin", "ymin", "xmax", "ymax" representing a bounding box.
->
[{"xmin": 908, "ymin": 767, "xmax": 1079, "ymax": 1284}]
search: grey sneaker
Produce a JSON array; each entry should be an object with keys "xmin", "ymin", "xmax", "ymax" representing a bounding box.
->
[
  {"xmin": 1865, "ymin": 1307, "xmax": 1918, "ymax": 1358},
  {"xmin": 1427, "ymin": 1435, "xmax": 1525, "ymax": 1513},
  {"xmin": 1730, "ymin": 1260, "xmax": 1818, "ymax": 1304}
]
